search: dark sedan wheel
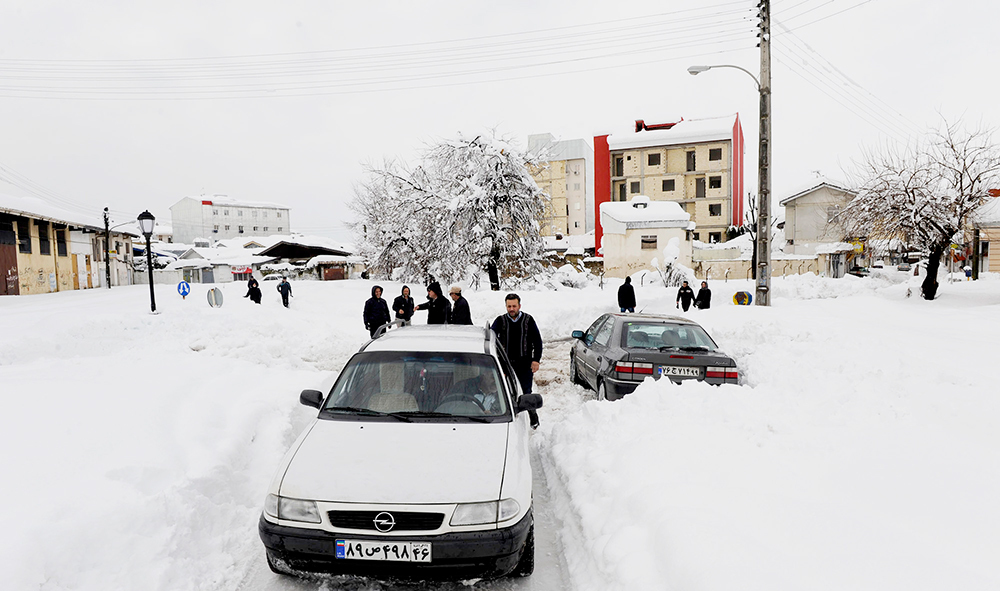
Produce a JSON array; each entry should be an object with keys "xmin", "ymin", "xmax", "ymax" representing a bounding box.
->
[{"xmin": 570, "ymin": 354, "xmax": 585, "ymax": 387}]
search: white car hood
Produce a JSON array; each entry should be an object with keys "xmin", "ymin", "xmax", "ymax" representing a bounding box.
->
[{"xmin": 279, "ymin": 419, "xmax": 511, "ymax": 504}]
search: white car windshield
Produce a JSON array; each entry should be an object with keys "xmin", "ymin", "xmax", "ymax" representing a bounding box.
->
[
  {"xmin": 622, "ymin": 322, "xmax": 718, "ymax": 351},
  {"xmin": 323, "ymin": 351, "xmax": 510, "ymax": 421}
]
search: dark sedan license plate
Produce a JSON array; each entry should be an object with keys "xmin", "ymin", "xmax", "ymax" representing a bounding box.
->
[
  {"xmin": 336, "ymin": 540, "xmax": 431, "ymax": 562},
  {"xmin": 659, "ymin": 365, "xmax": 701, "ymax": 377}
]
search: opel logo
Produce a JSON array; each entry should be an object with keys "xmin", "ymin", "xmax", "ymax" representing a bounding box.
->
[{"xmin": 373, "ymin": 512, "xmax": 396, "ymax": 532}]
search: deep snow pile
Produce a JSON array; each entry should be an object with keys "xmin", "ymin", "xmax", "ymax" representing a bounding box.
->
[{"xmin": 1, "ymin": 272, "xmax": 998, "ymax": 590}]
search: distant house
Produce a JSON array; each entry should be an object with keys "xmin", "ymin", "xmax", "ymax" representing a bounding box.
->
[
  {"xmin": 307, "ymin": 255, "xmax": 366, "ymax": 280},
  {"xmin": 970, "ymin": 197, "xmax": 1000, "ymax": 273},
  {"xmin": 159, "ymin": 247, "xmax": 275, "ymax": 284},
  {"xmin": 257, "ymin": 237, "xmax": 352, "ymax": 263},
  {"xmin": 599, "ymin": 195, "xmax": 693, "ymax": 278},
  {"xmin": 779, "ymin": 180, "xmax": 857, "ymax": 256}
]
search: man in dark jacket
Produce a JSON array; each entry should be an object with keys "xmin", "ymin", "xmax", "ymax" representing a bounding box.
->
[
  {"xmin": 415, "ymin": 281, "xmax": 451, "ymax": 324},
  {"xmin": 392, "ymin": 285, "xmax": 415, "ymax": 325},
  {"xmin": 491, "ymin": 293, "xmax": 542, "ymax": 428},
  {"xmin": 448, "ymin": 285, "xmax": 473, "ymax": 325},
  {"xmin": 617, "ymin": 276, "xmax": 636, "ymax": 313},
  {"xmin": 695, "ymin": 281, "xmax": 712, "ymax": 310},
  {"xmin": 276, "ymin": 277, "xmax": 293, "ymax": 308},
  {"xmin": 363, "ymin": 285, "xmax": 392, "ymax": 337},
  {"xmin": 676, "ymin": 280, "xmax": 695, "ymax": 312}
]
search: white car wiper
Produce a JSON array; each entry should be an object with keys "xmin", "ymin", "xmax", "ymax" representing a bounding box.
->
[{"xmin": 324, "ymin": 406, "xmax": 387, "ymax": 416}]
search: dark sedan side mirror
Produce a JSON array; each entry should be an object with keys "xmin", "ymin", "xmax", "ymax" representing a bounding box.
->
[
  {"xmin": 571, "ymin": 330, "xmax": 585, "ymax": 339},
  {"xmin": 516, "ymin": 393, "xmax": 543, "ymax": 413},
  {"xmin": 299, "ymin": 389, "xmax": 325, "ymax": 409}
]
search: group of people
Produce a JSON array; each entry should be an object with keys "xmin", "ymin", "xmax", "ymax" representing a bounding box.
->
[
  {"xmin": 243, "ymin": 275, "xmax": 294, "ymax": 307},
  {"xmin": 364, "ymin": 281, "xmax": 473, "ymax": 337},
  {"xmin": 616, "ymin": 276, "xmax": 712, "ymax": 313},
  {"xmin": 363, "ymin": 285, "xmax": 543, "ymax": 428}
]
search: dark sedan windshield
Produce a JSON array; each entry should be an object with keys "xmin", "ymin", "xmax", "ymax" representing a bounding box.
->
[
  {"xmin": 621, "ymin": 322, "xmax": 719, "ymax": 351},
  {"xmin": 323, "ymin": 351, "xmax": 510, "ymax": 421}
]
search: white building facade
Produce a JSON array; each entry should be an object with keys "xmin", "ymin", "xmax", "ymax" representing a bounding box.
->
[
  {"xmin": 528, "ymin": 134, "xmax": 593, "ymax": 236},
  {"xmin": 170, "ymin": 195, "xmax": 291, "ymax": 244},
  {"xmin": 600, "ymin": 196, "xmax": 694, "ymax": 278}
]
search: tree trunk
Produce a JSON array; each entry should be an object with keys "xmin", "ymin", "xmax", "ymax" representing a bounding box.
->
[
  {"xmin": 487, "ymin": 260, "xmax": 500, "ymax": 291},
  {"xmin": 921, "ymin": 244, "xmax": 945, "ymax": 300}
]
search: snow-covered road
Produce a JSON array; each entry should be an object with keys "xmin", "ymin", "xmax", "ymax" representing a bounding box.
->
[{"xmin": 2, "ymin": 272, "xmax": 998, "ymax": 591}]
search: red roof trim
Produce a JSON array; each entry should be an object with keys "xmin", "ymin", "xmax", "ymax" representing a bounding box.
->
[{"xmin": 201, "ymin": 200, "xmax": 213, "ymax": 206}]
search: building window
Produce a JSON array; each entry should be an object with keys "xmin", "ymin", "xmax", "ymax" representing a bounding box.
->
[
  {"xmin": 709, "ymin": 176, "xmax": 722, "ymax": 189},
  {"xmin": 263, "ymin": 211, "xmax": 268, "ymax": 218},
  {"xmin": 626, "ymin": 155, "xmax": 631, "ymax": 161},
  {"xmin": 693, "ymin": 232, "xmax": 700, "ymax": 241},
  {"xmin": 16, "ymin": 218, "xmax": 31, "ymax": 253},
  {"xmin": 630, "ymin": 181, "xmax": 640, "ymax": 193},
  {"xmin": 213, "ymin": 225, "xmax": 219, "ymax": 233},
  {"xmin": 224, "ymin": 210, "xmax": 229, "ymax": 216},
  {"xmin": 277, "ymin": 227, "xmax": 283, "ymax": 232},
  {"xmin": 253, "ymin": 226, "xmax": 259, "ymax": 232},
  {"xmin": 709, "ymin": 148, "xmax": 723, "ymax": 161},
  {"xmin": 662, "ymin": 179, "xmax": 675, "ymax": 192},
  {"xmin": 238, "ymin": 210, "xmax": 243, "ymax": 217},
  {"xmin": 238, "ymin": 225, "xmax": 244, "ymax": 234},
  {"xmin": 213, "ymin": 209, "xmax": 218, "ymax": 215},
  {"xmin": 574, "ymin": 183, "xmax": 581, "ymax": 190},
  {"xmin": 618, "ymin": 183, "xmax": 627, "ymax": 201},
  {"xmin": 263, "ymin": 226, "xmax": 268, "ymax": 231},
  {"xmin": 56, "ymin": 229, "xmax": 67, "ymax": 256},
  {"xmin": 37, "ymin": 221, "xmax": 50, "ymax": 255},
  {"xmin": 709, "ymin": 204, "xmax": 722, "ymax": 216},
  {"xmin": 640, "ymin": 235, "xmax": 657, "ymax": 249},
  {"xmin": 224, "ymin": 225, "xmax": 230, "ymax": 231},
  {"xmin": 614, "ymin": 157, "xmax": 624, "ymax": 177},
  {"xmin": 277, "ymin": 212, "xmax": 282, "ymax": 218},
  {"xmin": 827, "ymin": 206, "xmax": 841, "ymax": 223},
  {"xmin": 647, "ymin": 153, "xmax": 661, "ymax": 166},
  {"xmin": 252, "ymin": 210, "xmax": 258, "ymax": 217},
  {"xmin": 686, "ymin": 151, "xmax": 696, "ymax": 172},
  {"xmin": 709, "ymin": 232, "xmax": 722, "ymax": 243},
  {"xmin": 696, "ymin": 178, "xmax": 706, "ymax": 198},
  {"xmin": 574, "ymin": 221, "xmax": 580, "ymax": 228}
]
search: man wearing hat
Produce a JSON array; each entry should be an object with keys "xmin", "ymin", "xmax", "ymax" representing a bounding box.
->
[{"xmin": 448, "ymin": 285, "xmax": 473, "ymax": 325}]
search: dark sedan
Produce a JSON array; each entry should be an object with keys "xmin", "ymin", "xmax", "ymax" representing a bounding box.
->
[{"xmin": 569, "ymin": 313, "xmax": 739, "ymax": 400}]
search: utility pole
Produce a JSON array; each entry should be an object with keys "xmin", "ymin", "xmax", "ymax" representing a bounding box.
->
[
  {"xmin": 756, "ymin": 0, "xmax": 772, "ymax": 306},
  {"xmin": 104, "ymin": 207, "xmax": 112, "ymax": 289}
]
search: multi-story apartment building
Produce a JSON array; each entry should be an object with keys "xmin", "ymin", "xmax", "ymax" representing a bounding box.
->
[
  {"xmin": 170, "ymin": 195, "xmax": 291, "ymax": 244},
  {"xmin": 594, "ymin": 115, "xmax": 745, "ymax": 254},
  {"xmin": 528, "ymin": 134, "xmax": 591, "ymax": 236}
]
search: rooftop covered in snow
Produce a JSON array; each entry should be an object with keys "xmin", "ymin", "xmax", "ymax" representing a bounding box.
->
[
  {"xmin": 607, "ymin": 114, "xmax": 739, "ymax": 151},
  {"xmin": 600, "ymin": 196, "xmax": 693, "ymax": 234}
]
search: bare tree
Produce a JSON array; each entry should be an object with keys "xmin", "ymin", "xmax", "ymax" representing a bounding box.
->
[{"xmin": 845, "ymin": 120, "xmax": 1000, "ymax": 299}]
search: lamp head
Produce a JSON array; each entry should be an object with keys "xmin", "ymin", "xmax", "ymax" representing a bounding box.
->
[
  {"xmin": 687, "ymin": 65, "xmax": 711, "ymax": 76},
  {"xmin": 137, "ymin": 210, "xmax": 156, "ymax": 238}
]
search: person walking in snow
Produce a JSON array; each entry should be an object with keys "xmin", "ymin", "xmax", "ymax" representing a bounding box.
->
[
  {"xmin": 363, "ymin": 285, "xmax": 392, "ymax": 337},
  {"xmin": 244, "ymin": 276, "xmax": 262, "ymax": 304},
  {"xmin": 448, "ymin": 285, "xmax": 473, "ymax": 325},
  {"xmin": 415, "ymin": 281, "xmax": 451, "ymax": 324},
  {"xmin": 695, "ymin": 281, "xmax": 712, "ymax": 310},
  {"xmin": 491, "ymin": 293, "xmax": 542, "ymax": 428},
  {"xmin": 676, "ymin": 280, "xmax": 695, "ymax": 312},
  {"xmin": 392, "ymin": 285, "xmax": 415, "ymax": 325},
  {"xmin": 276, "ymin": 276, "xmax": 293, "ymax": 308},
  {"xmin": 618, "ymin": 276, "xmax": 636, "ymax": 313}
]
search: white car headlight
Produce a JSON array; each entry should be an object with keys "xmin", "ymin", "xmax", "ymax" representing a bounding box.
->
[
  {"xmin": 264, "ymin": 495, "xmax": 322, "ymax": 523},
  {"xmin": 450, "ymin": 499, "xmax": 521, "ymax": 526}
]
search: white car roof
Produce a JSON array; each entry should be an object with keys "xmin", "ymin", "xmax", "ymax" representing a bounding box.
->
[{"xmin": 363, "ymin": 325, "xmax": 492, "ymax": 355}]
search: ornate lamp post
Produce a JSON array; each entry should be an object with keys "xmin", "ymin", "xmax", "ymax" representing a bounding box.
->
[{"xmin": 137, "ymin": 210, "xmax": 157, "ymax": 313}]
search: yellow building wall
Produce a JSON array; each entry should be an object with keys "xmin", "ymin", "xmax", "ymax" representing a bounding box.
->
[{"xmin": 531, "ymin": 160, "xmax": 569, "ymax": 236}]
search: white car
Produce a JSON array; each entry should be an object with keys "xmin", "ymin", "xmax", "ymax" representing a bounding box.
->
[{"xmin": 258, "ymin": 324, "xmax": 542, "ymax": 580}]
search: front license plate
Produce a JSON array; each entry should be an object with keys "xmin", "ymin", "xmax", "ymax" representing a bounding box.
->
[
  {"xmin": 335, "ymin": 540, "xmax": 432, "ymax": 562},
  {"xmin": 659, "ymin": 365, "xmax": 701, "ymax": 377}
]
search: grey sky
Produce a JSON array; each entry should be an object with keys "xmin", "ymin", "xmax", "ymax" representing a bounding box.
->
[{"xmin": 1, "ymin": 0, "xmax": 997, "ymax": 243}]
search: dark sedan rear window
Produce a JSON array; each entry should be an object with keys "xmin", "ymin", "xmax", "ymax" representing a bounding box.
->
[{"xmin": 621, "ymin": 323, "xmax": 718, "ymax": 351}]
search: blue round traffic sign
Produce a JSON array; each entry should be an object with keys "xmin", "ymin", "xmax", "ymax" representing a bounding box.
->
[{"xmin": 177, "ymin": 281, "xmax": 191, "ymax": 297}]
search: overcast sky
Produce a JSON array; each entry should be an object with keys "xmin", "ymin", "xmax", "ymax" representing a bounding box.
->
[{"xmin": 1, "ymin": 0, "xmax": 997, "ymax": 243}]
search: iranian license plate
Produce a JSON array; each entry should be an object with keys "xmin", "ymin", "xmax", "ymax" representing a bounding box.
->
[
  {"xmin": 659, "ymin": 365, "xmax": 701, "ymax": 377},
  {"xmin": 335, "ymin": 539, "xmax": 432, "ymax": 562}
]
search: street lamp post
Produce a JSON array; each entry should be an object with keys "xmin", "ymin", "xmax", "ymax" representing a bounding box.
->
[
  {"xmin": 688, "ymin": 2, "xmax": 772, "ymax": 306},
  {"xmin": 137, "ymin": 210, "xmax": 157, "ymax": 314}
]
